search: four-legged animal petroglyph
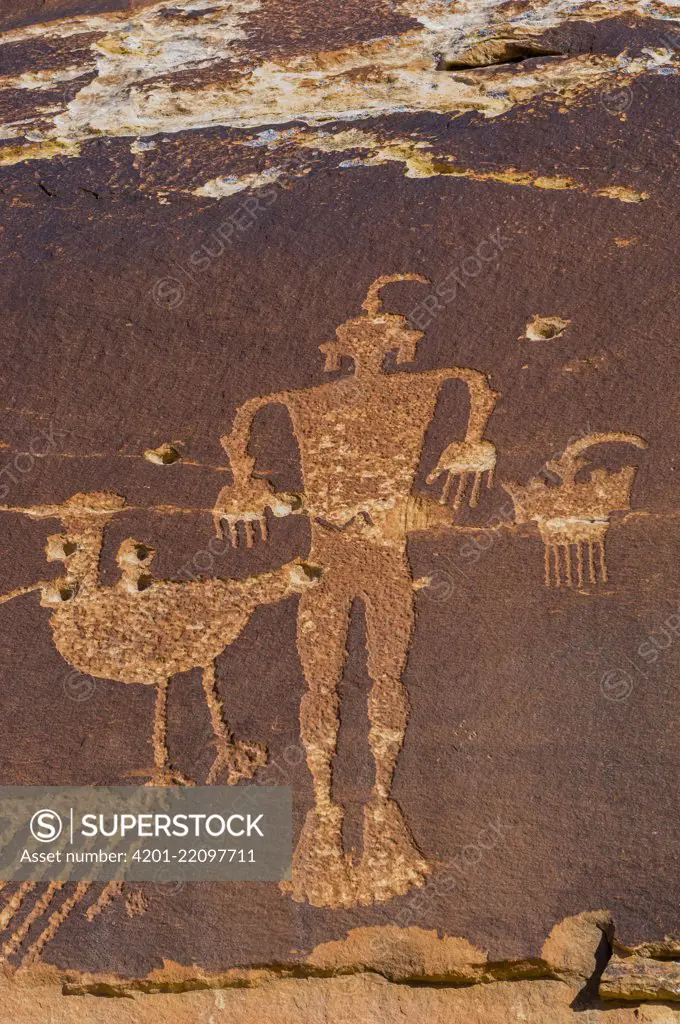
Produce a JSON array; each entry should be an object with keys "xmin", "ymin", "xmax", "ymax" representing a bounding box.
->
[{"xmin": 503, "ymin": 432, "xmax": 647, "ymax": 587}]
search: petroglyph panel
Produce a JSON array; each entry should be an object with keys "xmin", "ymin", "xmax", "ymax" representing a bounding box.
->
[{"xmin": 0, "ymin": 0, "xmax": 679, "ymax": 1019}]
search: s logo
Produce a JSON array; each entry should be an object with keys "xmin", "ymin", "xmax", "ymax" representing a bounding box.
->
[{"xmin": 30, "ymin": 809, "xmax": 63, "ymax": 843}]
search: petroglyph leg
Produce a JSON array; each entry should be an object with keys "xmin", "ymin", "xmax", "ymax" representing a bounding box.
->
[
  {"xmin": 282, "ymin": 585, "xmax": 354, "ymax": 908},
  {"xmin": 364, "ymin": 574, "xmax": 412, "ymax": 802},
  {"xmin": 576, "ymin": 542, "xmax": 584, "ymax": 588},
  {"xmin": 564, "ymin": 544, "xmax": 572, "ymax": 587},
  {"xmin": 355, "ymin": 566, "xmax": 429, "ymax": 902},
  {"xmin": 202, "ymin": 663, "xmax": 267, "ymax": 785},
  {"xmin": 598, "ymin": 539, "xmax": 608, "ymax": 583},
  {"xmin": 357, "ymin": 798, "xmax": 429, "ymax": 906},
  {"xmin": 588, "ymin": 541, "xmax": 596, "ymax": 584},
  {"xmin": 144, "ymin": 678, "xmax": 193, "ymax": 787}
]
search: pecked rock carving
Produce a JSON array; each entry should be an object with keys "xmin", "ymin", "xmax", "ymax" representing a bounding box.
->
[
  {"xmin": 503, "ymin": 433, "xmax": 647, "ymax": 588},
  {"xmin": 213, "ymin": 273, "xmax": 499, "ymax": 907},
  {"xmin": 426, "ymin": 438, "xmax": 496, "ymax": 510},
  {"xmin": 0, "ymin": 278, "xmax": 651, "ymax": 942},
  {"xmin": 22, "ymin": 492, "xmax": 321, "ymax": 787}
]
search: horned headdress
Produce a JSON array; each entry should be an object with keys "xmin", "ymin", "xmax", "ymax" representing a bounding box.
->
[{"xmin": 320, "ymin": 273, "xmax": 430, "ymax": 371}]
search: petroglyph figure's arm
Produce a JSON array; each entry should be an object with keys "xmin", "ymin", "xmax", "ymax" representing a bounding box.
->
[
  {"xmin": 220, "ymin": 394, "xmax": 288, "ymax": 486},
  {"xmin": 426, "ymin": 368, "xmax": 500, "ymax": 510},
  {"xmin": 0, "ymin": 581, "xmax": 47, "ymax": 604},
  {"xmin": 214, "ymin": 393, "xmax": 300, "ymax": 544}
]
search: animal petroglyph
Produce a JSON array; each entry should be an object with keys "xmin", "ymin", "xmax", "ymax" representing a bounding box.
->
[
  {"xmin": 503, "ymin": 433, "xmax": 647, "ymax": 588},
  {"xmin": 214, "ymin": 273, "xmax": 499, "ymax": 908},
  {"xmin": 17, "ymin": 492, "xmax": 321, "ymax": 786}
]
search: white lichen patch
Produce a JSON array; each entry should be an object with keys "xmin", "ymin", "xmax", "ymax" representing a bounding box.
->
[
  {"xmin": 594, "ymin": 185, "xmax": 650, "ymax": 202},
  {"xmin": 193, "ymin": 167, "xmax": 285, "ymax": 197},
  {"xmin": 0, "ymin": 139, "xmax": 82, "ymax": 165},
  {"xmin": 299, "ymin": 129, "xmax": 646, "ymax": 201},
  {"xmin": 0, "ymin": 67, "xmax": 90, "ymax": 92},
  {"xmin": 0, "ymin": 0, "xmax": 678, "ymax": 170},
  {"xmin": 130, "ymin": 138, "xmax": 159, "ymax": 153}
]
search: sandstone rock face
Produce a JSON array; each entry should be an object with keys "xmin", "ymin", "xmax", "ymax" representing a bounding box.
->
[
  {"xmin": 1, "ymin": 0, "xmax": 680, "ymax": 1019},
  {"xmin": 602, "ymin": 956, "xmax": 680, "ymax": 1003}
]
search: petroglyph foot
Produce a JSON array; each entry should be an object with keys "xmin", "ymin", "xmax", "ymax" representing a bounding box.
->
[
  {"xmin": 280, "ymin": 805, "xmax": 356, "ymax": 908},
  {"xmin": 206, "ymin": 739, "xmax": 267, "ymax": 785},
  {"xmin": 354, "ymin": 797, "xmax": 430, "ymax": 905}
]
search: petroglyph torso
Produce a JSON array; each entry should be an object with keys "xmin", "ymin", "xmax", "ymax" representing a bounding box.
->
[{"xmin": 285, "ymin": 369, "xmax": 456, "ymax": 529}]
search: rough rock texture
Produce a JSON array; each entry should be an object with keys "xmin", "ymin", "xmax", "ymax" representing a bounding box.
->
[
  {"xmin": 0, "ymin": 970, "xmax": 674, "ymax": 1024},
  {"xmin": 602, "ymin": 956, "xmax": 680, "ymax": 1003},
  {"xmin": 2, "ymin": 0, "xmax": 680, "ymax": 1018},
  {"xmin": 1, "ymin": 914, "xmax": 678, "ymax": 1021}
]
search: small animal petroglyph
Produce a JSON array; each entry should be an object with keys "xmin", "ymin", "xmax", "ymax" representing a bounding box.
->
[
  {"xmin": 215, "ymin": 273, "xmax": 499, "ymax": 908},
  {"xmin": 503, "ymin": 432, "xmax": 647, "ymax": 588}
]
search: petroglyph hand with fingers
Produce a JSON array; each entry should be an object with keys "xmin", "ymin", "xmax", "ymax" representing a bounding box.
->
[
  {"xmin": 213, "ymin": 451, "xmax": 300, "ymax": 544},
  {"xmin": 427, "ymin": 438, "xmax": 497, "ymax": 509}
]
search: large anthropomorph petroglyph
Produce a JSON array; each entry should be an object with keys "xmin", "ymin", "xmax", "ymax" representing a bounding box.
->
[{"xmin": 213, "ymin": 274, "xmax": 500, "ymax": 907}]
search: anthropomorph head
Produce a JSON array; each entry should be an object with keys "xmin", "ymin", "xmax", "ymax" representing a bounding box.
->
[{"xmin": 319, "ymin": 273, "xmax": 429, "ymax": 374}]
